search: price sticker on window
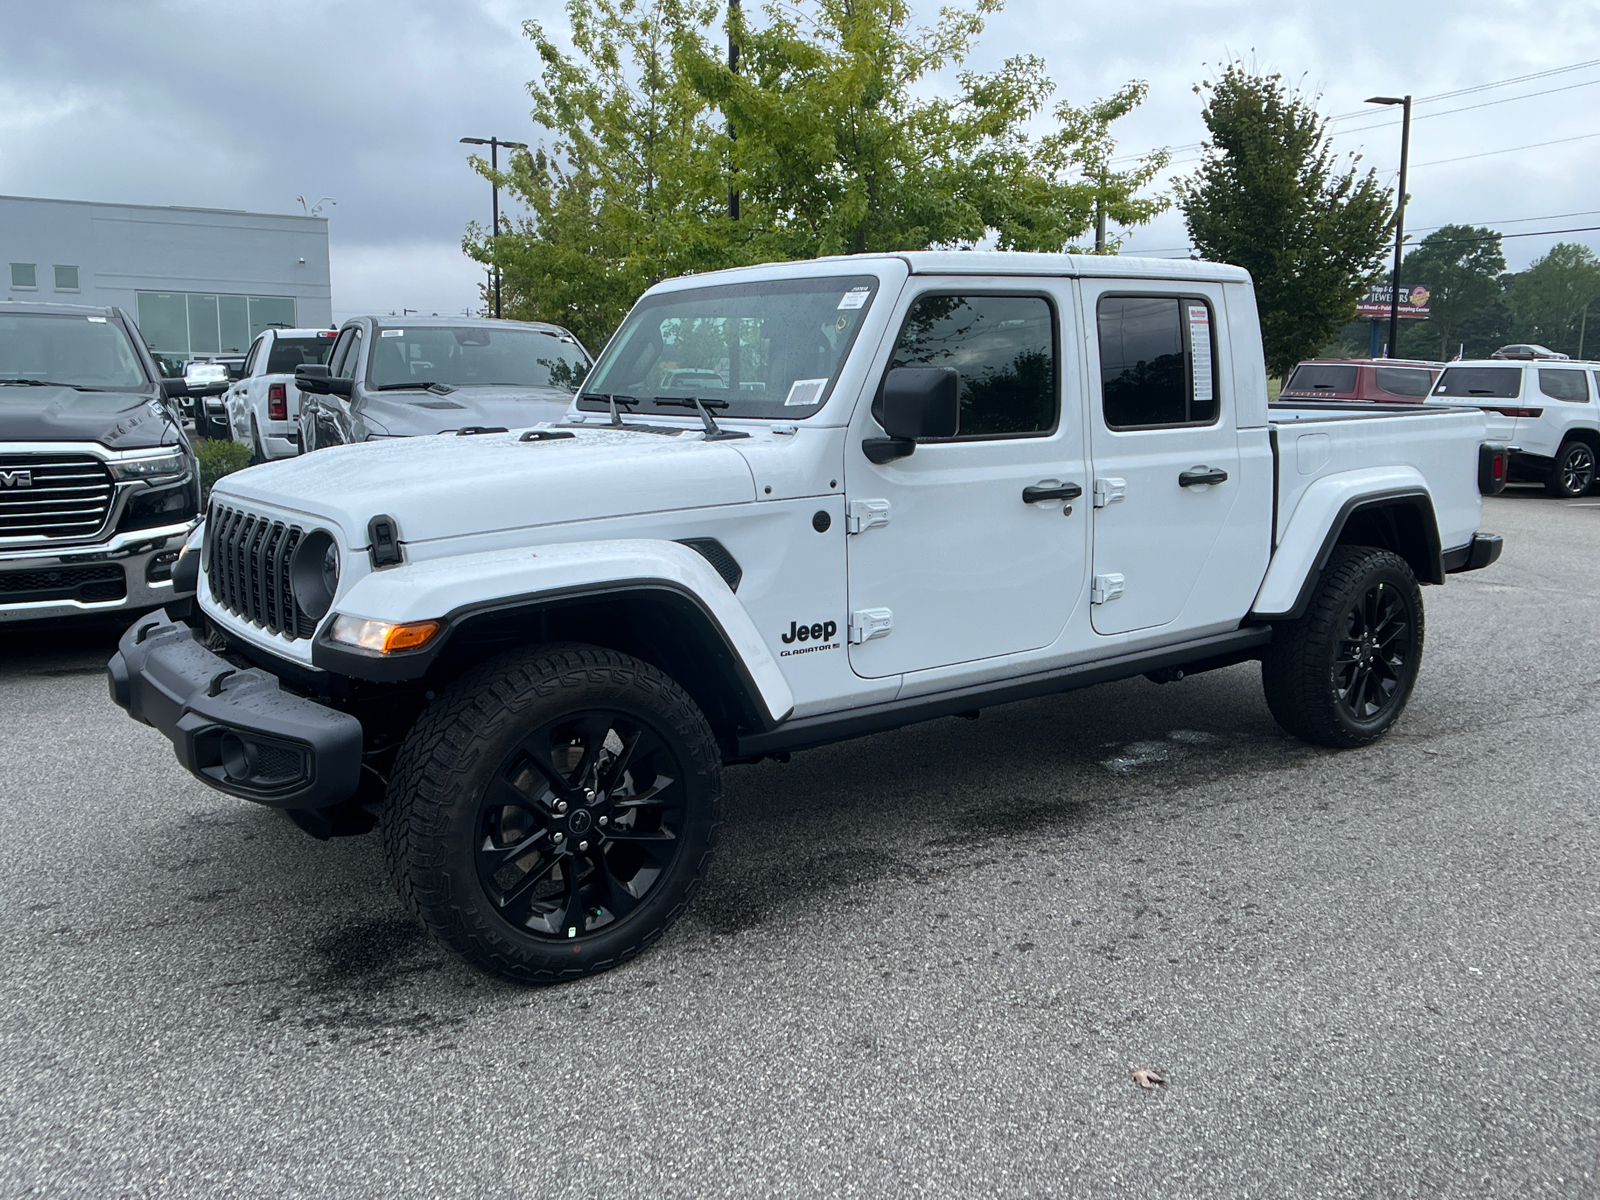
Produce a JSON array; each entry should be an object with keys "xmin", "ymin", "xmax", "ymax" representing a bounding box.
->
[
  {"xmin": 1188, "ymin": 304, "xmax": 1213, "ymax": 405},
  {"xmin": 837, "ymin": 287, "xmax": 871, "ymax": 310}
]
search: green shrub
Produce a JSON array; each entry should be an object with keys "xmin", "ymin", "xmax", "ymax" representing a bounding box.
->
[{"xmin": 195, "ymin": 438, "xmax": 252, "ymax": 502}]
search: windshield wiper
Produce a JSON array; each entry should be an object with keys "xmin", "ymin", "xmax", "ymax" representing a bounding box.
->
[
  {"xmin": 579, "ymin": 392, "xmax": 640, "ymax": 427},
  {"xmin": 652, "ymin": 396, "xmax": 749, "ymax": 441},
  {"xmin": 374, "ymin": 381, "xmax": 456, "ymax": 394},
  {"xmin": 0, "ymin": 378, "xmax": 110, "ymax": 391}
]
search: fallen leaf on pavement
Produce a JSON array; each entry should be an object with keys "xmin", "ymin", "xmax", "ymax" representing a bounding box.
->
[{"xmin": 1130, "ymin": 1068, "xmax": 1167, "ymax": 1090}]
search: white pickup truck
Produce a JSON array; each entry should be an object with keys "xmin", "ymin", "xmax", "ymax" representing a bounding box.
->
[
  {"xmin": 108, "ymin": 253, "xmax": 1504, "ymax": 983},
  {"xmin": 222, "ymin": 327, "xmax": 339, "ymax": 461}
]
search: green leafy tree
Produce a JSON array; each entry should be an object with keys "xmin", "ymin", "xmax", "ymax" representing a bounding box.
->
[
  {"xmin": 1176, "ymin": 63, "xmax": 1395, "ymax": 378},
  {"xmin": 1392, "ymin": 226, "xmax": 1504, "ymax": 360},
  {"xmin": 1505, "ymin": 243, "xmax": 1600, "ymax": 358},
  {"xmin": 472, "ymin": 0, "xmax": 1167, "ymax": 349}
]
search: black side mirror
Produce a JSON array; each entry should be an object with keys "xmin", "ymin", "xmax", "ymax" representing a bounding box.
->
[
  {"xmin": 296, "ymin": 365, "xmax": 351, "ymax": 397},
  {"xmin": 863, "ymin": 367, "xmax": 960, "ymax": 464},
  {"xmin": 161, "ymin": 377, "xmax": 189, "ymax": 399}
]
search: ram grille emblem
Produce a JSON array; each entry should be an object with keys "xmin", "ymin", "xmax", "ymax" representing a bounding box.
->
[{"xmin": 0, "ymin": 469, "xmax": 34, "ymax": 489}]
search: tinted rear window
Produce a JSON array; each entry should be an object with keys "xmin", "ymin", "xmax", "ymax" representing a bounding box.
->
[
  {"xmin": 1434, "ymin": 367, "xmax": 1521, "ymax": 399},
  {"xmin": 1539, "ymin": 368, "xmax": 1590, "ymax": 402},
  {"xmin": 1284, "ymin": 364, "xmax": 1357, "ymax": 393},
  {"xmin": 1373, "ymin": 367, "xmax": 1433, "ymax": 397},
  {"xmin": 266, "ymin": 337, "xmax": 335, "ymax": 374}
]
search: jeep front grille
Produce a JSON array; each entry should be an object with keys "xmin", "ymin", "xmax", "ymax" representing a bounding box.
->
[
  {"xmin": 0, "ymin": 454, "xmax": 115, "ymax": 540},
  {"xmin": 205, "ymin": 504, "xmax": 317, "ymax": 638}
]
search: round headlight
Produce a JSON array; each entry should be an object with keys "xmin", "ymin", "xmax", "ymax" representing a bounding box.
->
[{"xmin": 291, "ymin": 530, "xmax": 339, "ymax": 620}]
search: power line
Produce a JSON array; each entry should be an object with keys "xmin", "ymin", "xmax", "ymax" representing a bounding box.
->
[
  {"xmin": 1328, "ymin": 77, "xmax": 1600, "ymax": 136},
  {"xmin": 1405, "ymin": 223, "xmax": 1600, "ymax": 246},
  {"xmin": 1409, "ymin": 208, "xmax": 1600, "ymax": 235},
  {"xmin": 1109, "ymin": 56, "xmax": 1600, "ymax": 166},
  {"xmin": 1404, "ymin": 129, "xmax": 1600, "ymax": 169}
]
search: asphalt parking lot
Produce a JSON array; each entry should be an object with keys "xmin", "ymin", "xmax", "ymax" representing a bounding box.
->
[{"xmin": 1, "ymin": 491, "xmax": 1596, "ymax": 1199}]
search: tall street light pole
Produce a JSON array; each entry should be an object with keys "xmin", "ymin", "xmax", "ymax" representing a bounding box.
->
[
  {"xmin": 1365, "ymin": 94, "xmax": 1412, "ymax": 358},
  {"xmin": 460, "ymin": 135, "xmax": 528, "ymax": 318},
  {"xmin": 727, "ymin": 0, "xmax": 740, "ymax": 221}
]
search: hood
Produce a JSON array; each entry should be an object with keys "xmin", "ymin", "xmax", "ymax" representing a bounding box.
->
[
  {"xmin": 216, "ymin": 424, "xmax": 758, "ymax": 545},
  {"xmin": 0, "ymin": 387, "xmax": 179, "ymax": 449},
  {"xmin": 365, "ymin": 385, "xmax": 576, "ymax": 436}
]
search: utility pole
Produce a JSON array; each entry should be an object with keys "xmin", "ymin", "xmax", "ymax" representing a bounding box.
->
[
  {"xmin": 1365, "ymin": 94, "xmax": 1412, "ymax": 358},
  {"xmin": 1580, "ymin": 300, "xmax": 1592, "ymax": 360},
  {"xmin": 1094, "ymin": 169, "xmax": 1106, "ymax": 253},
  {"xmin": 727, "ymin": 0, "xmax": 740, "ymax": 221},
  {"xmin": 460, "ymin": 135, "xmax": 528, "ymax": 318}
]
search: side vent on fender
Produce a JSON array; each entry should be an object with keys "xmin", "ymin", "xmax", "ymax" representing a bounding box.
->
[{"xmin": 677, "ymin": 538, "xmax": 742, "ymax": 592}]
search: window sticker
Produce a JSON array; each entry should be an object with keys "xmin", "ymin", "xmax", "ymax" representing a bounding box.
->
[
  {"xmin": 1188, "ymin": 304, "xmax": 1213, "ymax": 404},
  {"xmin": 86, "ymin": 316, "xmax": 106, "ymax": 322},
  {"xmin": 783, "ymin": 377, "xmax": 830, "ymax": 406},
  {"xmin": 381, "ymin": 329, "xmax": 403, "ymax": 338},
  {"xmin": 837, "ymin": 287, "xmax": 870, "ymax": 310}
]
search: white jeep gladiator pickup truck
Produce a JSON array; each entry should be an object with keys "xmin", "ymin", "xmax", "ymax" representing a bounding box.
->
[{"xmin": 108, "ymin": 253, "xmax": 1504, "ymax": 983}]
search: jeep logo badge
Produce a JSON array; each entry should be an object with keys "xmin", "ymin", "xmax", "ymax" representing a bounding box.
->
[{"xmin": 0, "ymin": 469, "xmax": 33, "ymax": 489}]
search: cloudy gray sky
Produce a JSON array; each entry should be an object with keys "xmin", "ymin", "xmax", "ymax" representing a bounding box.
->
[{"xmin": 5, "ymin": 0, "xmax": 1597, "ymax": 320}]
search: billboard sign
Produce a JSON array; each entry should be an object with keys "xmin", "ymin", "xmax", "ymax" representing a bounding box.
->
[{"xmin": 1357, "ymin": 284, "xmax": 1431, "ymax": 320}]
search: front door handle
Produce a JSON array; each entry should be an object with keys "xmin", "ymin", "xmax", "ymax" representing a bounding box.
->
[
  {"xmin": 1023, "ymin": 482, "xmax": 1083, "ymax": 504},
  {"xmin": 1179, "ymin": 466, "xmax": 1229, "ymax": 487}
]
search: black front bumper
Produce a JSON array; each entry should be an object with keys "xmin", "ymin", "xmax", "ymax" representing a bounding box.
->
[{"xmin": 108, "ymin": 612, "xmax": 363, "ymax": 808}]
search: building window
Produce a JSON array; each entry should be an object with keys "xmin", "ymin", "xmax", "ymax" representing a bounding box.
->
[
  {"xmin": 53, "ymin": 265, "xmax": 80, "ymax": 292},
  {"xmin": 10, "ymin": 263, "xmax": 37, "ymax": 290},
  {"xmin": 135, "ymin": 291, "xmax": 298, "ymax": 359}
]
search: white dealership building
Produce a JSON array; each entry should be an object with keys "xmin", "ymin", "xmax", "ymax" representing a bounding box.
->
[{"xmin": 1, "ymin": 194, "xmax": 331, "ymax": 367}]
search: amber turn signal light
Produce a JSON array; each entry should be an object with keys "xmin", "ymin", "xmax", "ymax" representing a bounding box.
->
[{"xmin": 328, "ymin": 615, "xmax": 441, "ymax": 654}]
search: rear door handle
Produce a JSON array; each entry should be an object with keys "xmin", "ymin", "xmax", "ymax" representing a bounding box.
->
[
  {"xmin": 1023, "ymin": 482, "xmax": 1083, "ymax": 504},
  {"xmin": 1178, "ymin": 467, "xmax": 1229, "ymax": 487}
]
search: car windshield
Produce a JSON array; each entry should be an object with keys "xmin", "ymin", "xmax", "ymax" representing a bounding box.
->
[
  {"xmin": 0, "ymin": 313, "xmax": 148, "ymax": 392},
  {"xmin": 367, "ymin": 326, "xmax": 590, "ymax": 392},
  {"xmin": 578, "ymin": 275, "xmax": 880, "ymax": 419},
  {"xmin": 1434, "ymin": 367, "xmax": 1522, "ymax": 399},
  {"xmin": 1283, "ymin": 364, "xmax": 1357, "ymax": 393},
  {"xmin": 266, "ymin": 336, "xmax": 336, "ymax": 374}
]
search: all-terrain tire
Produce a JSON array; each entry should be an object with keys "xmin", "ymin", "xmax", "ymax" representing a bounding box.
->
[
  {"xmin": 1261, "ymin": 545, "xmax": 1424, "ymax": 749},
  {"xmin": 381, "ymin": 643, "xmax": 723, "ymax": 983},
  {"xmin": 1545, "ymin": 439, "xmax": 1597, "ymax": 498}
]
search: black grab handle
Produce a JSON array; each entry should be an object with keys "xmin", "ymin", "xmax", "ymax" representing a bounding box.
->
[
  {"xmin": 1022, "ymin": 482, "xmax": 1084, "ymax": 504},
  {"xmin": 1179, "ymin": 467, "xmax": 1228, "ymax": 487}
]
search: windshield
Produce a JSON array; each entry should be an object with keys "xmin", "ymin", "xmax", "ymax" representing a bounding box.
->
[
  {"xmin": 1434, "ymin": 367, "xmax": 1522, "ymax": 399},
  {"xmin": 0, "ymin": 313, "xmax": 148, "ymax": 391},
  {"xmin": 368, "ymin": 326, "xmax": 590, "ymax": 392},
  {"xmin": 578, "ymin": 275, "xmax": 880, "ymax": 419},
  {"xmin": 266, "ymin": 336, "xmax": 335, "ymax": 374}
]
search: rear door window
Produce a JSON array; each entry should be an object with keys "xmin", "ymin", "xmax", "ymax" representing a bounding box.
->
[
  {"xmin": 1434, "ymin": 367, "xmax": 1522, "ymax": 399},
  {"xmin": 887, "ymin": 294, "xmax": 1057, "ymax": 438},
  {"xmin": 1284, "ymin": 364, "xmax": 1357, "ymax": 394},
  {"xmin": 1373, "ymin": 366, "xmax": 1433, "ymax": 397},
  {"xmin": 1097, "ymin": 296, "xmax": 1218, "ymax": 428},
  {"xmin": 1539, "ymin": 368, "xmax": 1590, "ymax": 402}
]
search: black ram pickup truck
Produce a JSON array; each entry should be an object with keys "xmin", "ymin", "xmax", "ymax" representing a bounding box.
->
[{"xmin": 1, "ymin": 301, "xmax": 200, "ymax": 624}]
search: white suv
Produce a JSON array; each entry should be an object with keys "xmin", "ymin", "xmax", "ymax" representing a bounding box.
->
[{"xmin": 1430, "ymin": 360, "xmax": 1600, "ymax": 497}]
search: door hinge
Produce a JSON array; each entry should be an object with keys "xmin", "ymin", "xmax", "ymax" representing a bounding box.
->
[
  {"xmin": 846, "ymin": 499, "xmax": 891, "ymax": 534},
  {"xmin": 1093, "ymin": 478, "xmax": 1126, "ymax": 508},
  {"xmin": 848, "ymin": 608, "xmax": 894, "ymax": 644},
  {"xmin": 1091, "ymin": 573, "xmax": 1125, "ymax": 605}
]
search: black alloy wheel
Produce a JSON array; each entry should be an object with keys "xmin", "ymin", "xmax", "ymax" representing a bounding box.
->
[
  {"xmin": 1332, "ymin": 579, "xmax": 1415, "ymax": 724},
  {"xmin": 383, "ymin": 644, "xmax": 722, "ymax": 982},
  {"xmin": 1262, "ymin": 545, "xmax": 1425, "ymax": 748},
  {"xmin": 476, "ymin": 710, "xmax": 689, "ymax": 941},
  {"xmin": 1547, "ymin": 440, "xmax": 1597, "ymax": 498}
]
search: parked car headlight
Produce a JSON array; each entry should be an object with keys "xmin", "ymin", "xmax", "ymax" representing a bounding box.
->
[
  {"xmin": 108, "ymin": 451, "xmax": 186, "ymax": 481},
  {"xmin": 290, "ymin": 530, "xmax": 339, "ymax": 620}
]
